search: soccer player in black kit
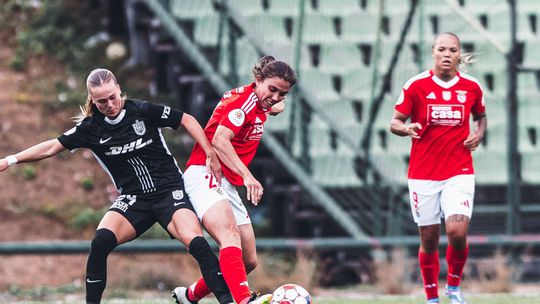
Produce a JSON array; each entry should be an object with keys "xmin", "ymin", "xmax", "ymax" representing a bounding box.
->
[{"xmin": 0, "ymin": 68, "xmax": 234, "ymax": 304}]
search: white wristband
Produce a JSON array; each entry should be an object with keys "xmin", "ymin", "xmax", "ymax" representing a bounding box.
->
[{"xmin": 6, "ymin": 155, "xmax": 18, "ymax": 166}]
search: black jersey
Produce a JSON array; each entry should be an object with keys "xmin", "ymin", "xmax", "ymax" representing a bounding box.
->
[{"xmin": 58, "ymin": 99, "xmax": 184, "ymax": 195}]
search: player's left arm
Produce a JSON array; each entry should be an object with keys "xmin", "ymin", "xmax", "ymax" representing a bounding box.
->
[
  {"xmin": 464, "ymin": 112, "xmax": 486, "ymax": 151},
  {"xmin": 180, "ymin": 113, "xmax": 222, "ymax": 183},
  {"xmin": 464, "ymin": 87, "xmax": 487, "ymax": 151}
]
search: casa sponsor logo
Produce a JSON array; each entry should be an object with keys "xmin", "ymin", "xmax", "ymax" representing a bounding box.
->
[
  {"xmin": 228, "ymin": 109, "xmax": 245, "ymax": 127},
  {"xmin": 105, "ymin": 138, "xmax": 153, "ymax": 155},
  {"xmin": 132, "ymin": 119, "xmax": 146, "ymax": 135},
  {"xmin": 427, "ymin": 104, "xmax": 464, "ymax": 126},
  {"xmin": 110, "ymin": 194, "xmax": 137, "ymax": 212},
  {"xmin": 161, "ymin": 106, "xmax": 171, "ymax": 119}
]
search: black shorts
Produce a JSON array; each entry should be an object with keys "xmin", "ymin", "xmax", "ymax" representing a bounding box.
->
[{"xmin": 109, "ymin": 186, "xmax": 195, "ymax": 237}]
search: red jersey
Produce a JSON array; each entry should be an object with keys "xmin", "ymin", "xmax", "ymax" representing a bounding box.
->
[
  {"xmin": 395, "ymin": 70, "xmax": 486, "ymax": 180},
  {"xmin": 186, "ymin": 83, "xmax": 270, "ymax": 186}
]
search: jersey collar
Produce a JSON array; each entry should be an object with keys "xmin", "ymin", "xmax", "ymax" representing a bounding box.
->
[
  {"xmin": 104, "ymin": 109, "xmax": 126, "ymax": 125},
  {"xmin": 430, "ymin": 70, "xmax": 460, "ymax": 89}
]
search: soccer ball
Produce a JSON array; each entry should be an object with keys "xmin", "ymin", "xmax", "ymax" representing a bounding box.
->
[{"xmin": 270, "ymin": 283, "xmax": 312, "ymax": 304}]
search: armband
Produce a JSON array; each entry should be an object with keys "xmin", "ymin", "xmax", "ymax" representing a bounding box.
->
[{"xmin": 6, "ymin": 155, "xmax": 18, "ymax": 166}]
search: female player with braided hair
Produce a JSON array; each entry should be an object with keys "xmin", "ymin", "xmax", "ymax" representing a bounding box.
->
[
  {"xmin": 0, "ymin": 68, "xmax": 234, "ymax": 304},
  {"xmin": 390, "ymin": 33, "xmax": 487, "ymax": 304},
  {"xmin": 173, "ymin": 56, "xmax": 297, "ymax": 304}
]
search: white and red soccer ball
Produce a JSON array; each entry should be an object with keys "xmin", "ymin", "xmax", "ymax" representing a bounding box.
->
[{"xmin": 270, "ymin": 283, "xmax": 312, "ymax": 304}]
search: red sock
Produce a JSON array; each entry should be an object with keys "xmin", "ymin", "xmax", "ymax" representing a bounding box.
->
[
  {"xmin": 219, "ymin": 246, "xmax": 251, "ymax": 304},
  {"xmin": 419, "ymin": 250, "xmax": 440, "ymax": 300},
  {"xmin": 446, "ymin": 244, "xmax": 469, "ymax": 287},
  {"xmin": 188, "ymin": 278, "xmax": 211, "ymax": 302}
]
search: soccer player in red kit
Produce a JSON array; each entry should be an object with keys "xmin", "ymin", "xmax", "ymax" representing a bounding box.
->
[
  {"xmin": 173, "ymin": 56, "xmax": 297, "ymax": 304},
  {"xmin": 390, "ymin": 33, "xmax": 487, "ymax": 304}
]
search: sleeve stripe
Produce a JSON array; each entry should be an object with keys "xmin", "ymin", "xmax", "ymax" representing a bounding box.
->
[
  {"xmin": 459, "ymin": 73, "xmax": 485, "ymax": 94},
  {"xmin": 403, "ymin": 70, "xmax": 431, "ymax": 90},
  {"xmin": 241, "ymin": 93, "xmax": 257, "ymax": 113}
]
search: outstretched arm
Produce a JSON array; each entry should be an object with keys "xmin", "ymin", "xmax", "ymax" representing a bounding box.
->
[
  {"xmin": 212, "ymin": 125, "xmax": 263, "ymax": 205},
  {"xmin": 180, "ymin": 113, "xmax": 222, "ymax": 183},
  {"xmin": 0, "ymin": 139, "xmax": 66, "ymax": 172}
]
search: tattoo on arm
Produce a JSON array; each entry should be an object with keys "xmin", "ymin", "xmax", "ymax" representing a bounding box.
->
[{"xmin": 446, "ymin": 214, "xmax": 469, "ymax": 223}]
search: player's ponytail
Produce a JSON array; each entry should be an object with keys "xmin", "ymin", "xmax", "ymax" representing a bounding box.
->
[
  {"xmin": 73, "ymin": 68, "xmax": 122, "ymax": 122},
  {"xmin": 252, "ymin": 56, "xmax": 297, "ymax": 87},
  {"xmin": 458, "ymin": 52, "xmax": 475, "ymax": 71}
]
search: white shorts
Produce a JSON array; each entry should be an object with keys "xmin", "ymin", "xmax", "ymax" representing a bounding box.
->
[
  {"xmin": 183, "ymin": 165, "xmax": 251, "ymax": 226},
  {"xmin": 408, "ymin": 174, "xmax": 475, "ymax": 226}
]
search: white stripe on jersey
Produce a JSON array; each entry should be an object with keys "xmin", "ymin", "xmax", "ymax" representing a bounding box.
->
[
  {"xmin": 459, "ymin": 73, "xmax": 484, "ymax": 92},
  {"xmin": 241, "ymin": 92, "xmax": 257, "ymax": 113},
  {"xmin": 128, "ymin": 157, "xmax": 156, "ymax": 193},
  {"xmin": 403, "ymin": 70, "xmax": 431, "ymax": 90},
  {"xmin": 459, "ymin": 72, "xmax": 486, "ymax": 106},
  {"xmin": 128, "ymin": 158, "xmax": 148, "ymax": 193},
  {"xmin": 133, "ymin": 157, "xmax": 156, "ymax": 192},
  {"xmin": 158, "ymin": 128, "xmax": 183, "ymax": 174}
]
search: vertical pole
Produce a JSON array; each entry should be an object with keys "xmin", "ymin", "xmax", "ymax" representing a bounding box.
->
[
  {"xmin": 288, "ymin": 0, "xmax": 306, "ymax": 156},
  {"xmin": 506, "ymin": 0, "xmax": 520, "ymax": 234}
]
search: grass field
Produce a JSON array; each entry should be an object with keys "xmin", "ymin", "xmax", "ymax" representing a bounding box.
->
[{"xmin": 5, "ymin": 293, "xmax": 540, "ymax": 304}]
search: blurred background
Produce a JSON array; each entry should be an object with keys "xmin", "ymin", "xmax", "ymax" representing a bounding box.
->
[{"xmin": 1, "ymin": 0, "xmax": 540, "ymax": 302}]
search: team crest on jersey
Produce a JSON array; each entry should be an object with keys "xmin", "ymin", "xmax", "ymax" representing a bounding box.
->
[
  {"xmin": 442, "ymin": 91, "xmax": 452, "ymax": 101},
  {"xmin": 132, "ymin": 119, "xmax": 146, "ymax": 135},
  {"xmin": 456, "ymin": 90, "xmax": 467, "ymax": 103},
  {"xmin": 172, "ymin": 190, "xmax": 184, "ymax": 200}
]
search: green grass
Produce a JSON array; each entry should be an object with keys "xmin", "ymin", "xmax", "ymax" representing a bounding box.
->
[{"xmin": 7, "ymin": 293, "xmax": 540, "ymax": 304}]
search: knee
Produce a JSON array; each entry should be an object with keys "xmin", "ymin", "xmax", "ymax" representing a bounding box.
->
[
  {"xmin": 420, "ymin": 234, "xmax": 439, "ymax": 252},
  {"xmin": 212, "ymin": 223, "xmax": 242, "ymax": 248},
  {"xmin": 90, "ymin": 229, "xmax": 118, "ymax": 255},
  {"xmin": 447, "ymin": 230, "xmax": 467, "ymax": 248}
]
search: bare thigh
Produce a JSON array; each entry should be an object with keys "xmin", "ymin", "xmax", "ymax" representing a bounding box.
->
[
  {"xmin": 202, "ymin": 200, "xmax": 242, "ymax": 248},
  {"xmin": 98, "ymin": 211, "xmax": 137, "ymax": 245},
  {"xmin": 167, "ymin": 208, "xmax": 204, "ymax": 248}
]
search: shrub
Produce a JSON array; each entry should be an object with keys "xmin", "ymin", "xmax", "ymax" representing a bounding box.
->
[{"xmin": 79, "ymin": 177, "xmax": 95, "ymax": 191}]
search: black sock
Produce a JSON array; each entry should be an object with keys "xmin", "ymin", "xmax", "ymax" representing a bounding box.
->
[
  {"xmin": 188, "ymin": 236, "xmax": 233, "ymax": 304},
  {"xmin": 86, "ymin": 228, "xmax": 117, "ymax": 304}
]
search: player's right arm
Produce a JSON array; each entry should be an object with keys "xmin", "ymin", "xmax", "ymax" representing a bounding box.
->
[
  {"xmin": 390, "ymin": 110, "xmax": 422, "ymax": 139},
  {"xmin": 0, "ymin": 139, "xmax": 66, "ymax": 172}
]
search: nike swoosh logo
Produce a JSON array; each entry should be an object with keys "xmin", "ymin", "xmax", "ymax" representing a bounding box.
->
[
  {"xmin": 173, "ymin": 202, "xmax": 185, "ymax": 206},
  {"xmin": 86, "ymin": 279, "xmax": 102, "ymax": 283},
  {"xmin": 99, "ymin": 137, "xmax": 112, "ymax": 144}
]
